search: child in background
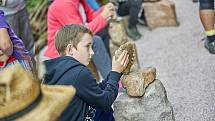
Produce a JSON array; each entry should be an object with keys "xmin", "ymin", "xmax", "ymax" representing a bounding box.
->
[{"xmin": 0, "ymin": 10, "xmax": 33, "ymax": 72}]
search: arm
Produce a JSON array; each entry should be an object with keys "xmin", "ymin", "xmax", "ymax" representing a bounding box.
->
[
  {"xmin": 82, "ymin": 1, "xmax": 116, "ymax": 23},
  {"xmin": 50, "ymin": 1, "xmax": 107, "ymax": 34},
  {"xmin": 75, "ymin": 67, "xmax": 121, "ymax": 110},
  {"xmin": 98, "ymin": 71, "xmax": 122, "ymax": 90},
  {"xmin": 75, "ymin": 50, "xmax": 129, "ymax": 110},
  {"xmin": 0, "ymin": 28, "xmax": 13, "ymax": 55},
  {"xmin": 50, "ymin": 1, "xmax": 114, "ymax": 34}
]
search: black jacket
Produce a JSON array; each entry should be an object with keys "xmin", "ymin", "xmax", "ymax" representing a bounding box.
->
[{"xmin": 44, "ymin": 56, "xmax": 121, "ymax": 121}]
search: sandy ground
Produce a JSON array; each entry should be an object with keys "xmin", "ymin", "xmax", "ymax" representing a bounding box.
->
[{"xmin": 135, "ymin": 0, "xmax": 215, "ymax": 121}]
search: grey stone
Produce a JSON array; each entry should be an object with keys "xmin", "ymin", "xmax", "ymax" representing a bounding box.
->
[{"xmin": 114, "ymin": 80, "xmax": 175, "ymax": 121}]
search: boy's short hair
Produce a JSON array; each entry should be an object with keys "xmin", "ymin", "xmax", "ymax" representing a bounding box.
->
[{"xmin": 55, "ymin": 24, "xmax": 93, "ymax": 55}]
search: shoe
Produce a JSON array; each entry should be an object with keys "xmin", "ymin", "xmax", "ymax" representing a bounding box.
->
[
  {"xmin": 204, "ymin": 38, "xmax": 215, "ymax": 54},
  {"xmin": 138, "ymin": 18, "xmax": 147, "ymax": 26},
  {"xmin": 126, "ymin": 27, "xmax": 142, "ymax": 41}
]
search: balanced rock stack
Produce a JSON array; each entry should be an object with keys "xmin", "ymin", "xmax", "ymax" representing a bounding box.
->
[
  {"xmin": 143, "ymin": 0, "xmax": 179, "ymax": 29},
  {"xmin": 113, "ymin": 42, "xmax": 175, "ymax": 121}
]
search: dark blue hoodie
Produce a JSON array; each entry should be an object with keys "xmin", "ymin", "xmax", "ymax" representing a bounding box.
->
[{"xmin": 43, "ymin": 56, "xmax": 121, "ymax": 121}]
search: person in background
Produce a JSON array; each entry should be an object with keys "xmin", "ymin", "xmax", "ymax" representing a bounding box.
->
[
  {"xmin": 0, "ymin": 0, "xmax": 35, "ymax": 57},
  {"xmin": 46, "ymin": 0, "xmax": 116, "ymax": 79},
  {"xmin": 199, "ymin": 0, "xmax": 215, "ymax": 54},
  {"xmin": 44, "ymin": 24, "xmax": 130, "ymax": 121},
  {"xmin": 0, "ymin": 10, "xmax": 33, "ymax": 72},
  {"xmin": 116, "ymin": 0, "xmax": 143, "ymax": 40}
]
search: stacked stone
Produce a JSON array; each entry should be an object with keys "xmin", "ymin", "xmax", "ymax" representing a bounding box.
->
[
  {"xmin": 143, "ymin": 0, "xmax": 179, "ymax": 29},
  {"xmin": 113, "ymin": 42, "xmax": 175, "ymax": 121}
]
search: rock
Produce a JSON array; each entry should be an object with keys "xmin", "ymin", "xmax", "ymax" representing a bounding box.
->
[
  {"xmin": 142, "ymin": 67, "xmax": 156, "ymax": 88},
  {"xmin": 114, "ymin": 80, "xmax": 175, "ymax": 121},
  {"xmin": 144, "ymin": 0, "xmax": 179, "ymax": 30},
  {"xmin": 122, "ymin": 67, "xmax": 156, "ymax": 97},
  {"xmin": 109, "ymin": 20, "xmax": 128, "ymax": 47},
  {"xmin": 122, "ymin": 71, "xmax": 144, "ymax": 97},
  {"xmin": 109, "ymin": 40, "xmax": 120, "ymax": 58},
  {"xmin": 115, "ymin": 42, "xmax": 135, "ymax": 74}
]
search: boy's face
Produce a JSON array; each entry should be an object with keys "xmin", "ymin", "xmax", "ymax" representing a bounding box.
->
[{"xmin": 72, "ymin": 33, "xmax": 94, "ymax": 66}]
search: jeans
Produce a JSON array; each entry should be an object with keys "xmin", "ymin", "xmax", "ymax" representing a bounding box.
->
[
  {"xmin": 96, "ymin": 26, "xmax": 111, "ymax": 56},
  {"xmin": 117, "ymin": 0, "xmax": 143, "ymax": 28},
  {"xmin": 199, "ymin": 0, "xmax": 214, "ymax": 9},
  {"xmin": 92, "ymin": 36, "xmax": 111, "ymax": 79}
]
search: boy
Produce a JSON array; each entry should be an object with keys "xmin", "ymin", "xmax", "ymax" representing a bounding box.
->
[
  {"xmin": 43, "ymin": 24, "xmax": 129, "ymax": 121},
  {"xmin": 0, "ymin": 10, "xmax": 32, "ymax": 72}
]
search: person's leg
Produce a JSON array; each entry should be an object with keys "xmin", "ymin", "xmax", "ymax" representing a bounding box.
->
[
  {"xmin": 128, "ymin": 0, "xmax": 142, "ymax": 29},
  {"xmin": 124, "ymin": 0, "xmax": 142, "ymax": 40},
  {"xmin": 199, "ymin": 0, "xmax": 215, "ymax": 53},
  {"xmin": 138, "ymin": 6, "xmax": 147, "ymax": 26},
  {"xmin": 199, "ymin": 0, "xmax": 214, "ymax": 31},
  {"xmin": 96, "ymin": 26, "xmax": 111, "ymax": 56},
  {"xmin": 117, "ymin": 2, "xmax": 129, "ymax": 16},
  {"xmin": 92, "ymin": 36, "xmax": 112, "ymax": 79}
]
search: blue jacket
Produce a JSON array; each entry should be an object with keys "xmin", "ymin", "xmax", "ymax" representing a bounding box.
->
[{"xmin": 43, "ymin": 56, "xmax": 121, "ymax": 121}]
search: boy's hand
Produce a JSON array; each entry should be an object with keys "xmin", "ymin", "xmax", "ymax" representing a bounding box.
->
[
  {"xmin": 101, "ymin": 3, "xmax": 115, "ymax": 21},
  {"xmin": 0, "ymin": 54, "xmax": 9, "ymax": 68},
  {"xmin": 112, "ymin": 50, "xmax": 129, "ymax": 73}
]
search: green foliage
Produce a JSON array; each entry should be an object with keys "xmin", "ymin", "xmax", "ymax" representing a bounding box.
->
[{"xmin": 26, "ymin": 0, "xmax": 38, "ymax": 12}]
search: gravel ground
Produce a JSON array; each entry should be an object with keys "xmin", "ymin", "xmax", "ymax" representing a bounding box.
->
[{"xmin": 135, "ymin": 0, "xmax": 215, "ymax": 121}]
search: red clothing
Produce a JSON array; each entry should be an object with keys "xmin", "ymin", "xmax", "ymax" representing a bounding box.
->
[
  {"xmin": 0, "ymin": 56, "xmax": 16, "ymax": 67},
  {"xmin": 45, "ymin": 0, "xmax": 108, "ymax": 58}
]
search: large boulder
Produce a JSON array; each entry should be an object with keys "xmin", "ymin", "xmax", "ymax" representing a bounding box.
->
[
  {"xmin": 144, "ymin": 0, "xmax": 179, "ymax": 30},
  {"xmin": 114, "ymin": 80, "xmax": 175, "ymax": 121}
]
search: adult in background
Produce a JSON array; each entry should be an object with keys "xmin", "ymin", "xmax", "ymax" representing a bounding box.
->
[
  {"xmin": 199, "ymin": 0, "xmax": 215, "ymax": 54},
  {"xmin": 116, "ymin": 0, "xmax": 143, "ymax": 40}
]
